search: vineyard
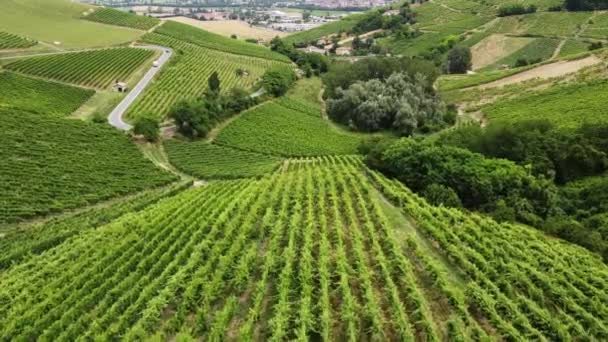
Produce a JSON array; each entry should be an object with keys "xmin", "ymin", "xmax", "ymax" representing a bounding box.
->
[
  {"xmin": 483, "ymin": 80, "xmax": 608, "ymax": 129},
  {"xmin": 84, "ymin": 7, "xmax": 160, "ymax": 31},
  {"xmin": 215, "ymin": 101, "xmax": 362, "ymax": 156},
  {"xmin": 165, "ymin": 141, "xmax": 282, "ymax": 179},
  {"xmin": 4, "ymin": 47, "xmax": 154, "ymax": 89},
  {"xmin": 0, "ymin": 108, "xmax": 175, "ymax": 224},
  {"xmin": 0, "ymin": 31, "xmax": 37, "ymax": 49},
  {"xmin": 0, "ymin": 72, "xmax": 94, "ymax": 117},
  {"xmin": 155, "ymin": 21, "xmax": 291, "ymax": 63},
  {"xmin": 282, "ymin": 14, "xmax": 363, "ymax": 46},
  {"xmin": 1, "ymin": 157, "xmax": 606, "ymax": 340},
  {"xmin": 126, "ymin": 33, "xmax": 290, "ymax": 121}
]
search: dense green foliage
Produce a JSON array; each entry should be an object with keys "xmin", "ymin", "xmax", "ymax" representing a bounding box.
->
[
  {"xmin": 0, "ymin": 108, "xmax": 175, "ymax": 224},
  {"xmin": 446, "ymin": 46, "xmax": 472, "ymax": 74},
  {"xmin": 165, "ymin": 141, "xmax": 282, "ymax": 179},
  {"xmin": 1, "ymin": 157, "xmax": 606, "ymax": 340},
  {"xmin": 497, "ymin": 3, "xmax": 538, "ymax": 16},
  {"xmin": 364, "ymin": 138, "xmax": 557, "ymax": 225},
  {"xmin": 261, "ymin": 66, "xmax": 297, "ymax": 96},
  {"xmin": 133, "ymin": 117, "xmax": 160, "ymax": 142},
  {"xmin": 327, "ymin": 72, "xmax": 448, "ymax": 135},
  {"xmin": 0, "ymin": 72, "xmax": 94, "ymax": 116},
  {"xmin": 169, "ymin": 87, "xmax": 257, "ymax": 139},
  {"xmin": 126, "ymin": 34, "xmax": 288, "ymax": 121},
  {"xmin": 322, "ymin": 56, "xmax": 439, "ymax": 99},
  {"xmin": 84, "ymin": 7, "xmax": 159, "ymax": 30},
  {"xmin": 155, "ymin": 21, "xmax": 290, "ymax": 62},
  {"xmin": 0, "ymin": 31, "xmax": 36, "ymax": 49},
  {"xmin": 438, "ymin": 120, "xmax": 608, "ymax": 184},
  {"xmin": 216, "ymin": 101, "xmax": 362, "ymax": 156},
  {"xmin": 5, "ymin": 47, "xmax": 153, "ymax": 89},
  {"xmin": 270, "ymin": 36, "xmax": 329, "ymax": 75}
]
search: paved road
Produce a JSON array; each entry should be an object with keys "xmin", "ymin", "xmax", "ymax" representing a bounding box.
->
[{"xmin": 108, "ymin": 45, "xmax": 172, "ymax": 130}]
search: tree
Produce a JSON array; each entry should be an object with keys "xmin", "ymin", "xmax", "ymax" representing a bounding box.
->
[
  {"xmin": 207, "ymin": 71, "xmax": 221, "ymax": 95},
  {"xmin": 303, "ymin": 11, "xmax": 312, "ymax": 22},
  {"xmin": 261, "ymin": 67, "xmax": 296, "ymax": 97},
  {"xmin": 133, "ymin": 117, "xmax": 160, "ymax": 142},
  {"xmin": 446, "ymin": 46, "xmax": 472, "ymax": 74},
  {"xmin": 169, "ymin": 100, "xmax": 209, "ymax": 139},
  {"xmin": 422, "ymin": 184, "xmax": 462, "ymax": 208}
]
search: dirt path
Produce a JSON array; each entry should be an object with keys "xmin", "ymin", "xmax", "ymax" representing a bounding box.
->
[
  {"xmin": 551, "ymin": 39, "xmax": 567, "ymax": 60},
  {"xmin": 478, "ymin": 55, "xmax": 601, "ymax": 89}
]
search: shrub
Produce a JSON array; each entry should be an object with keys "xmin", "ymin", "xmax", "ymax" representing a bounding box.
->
[
  {"xmin": 133, "ymin": 117, "xmax": 160, "ymax": 142},
  {"xmin": 422, "ymin": 184, "xmax": 462, "ymax": 208},
  {"xmin": 261, "ymin": 67, "xmax": 296, "ymax": 97},
  {"xmin": 446, "ymin": 46, "xmax": 472, "ymax": 74}
]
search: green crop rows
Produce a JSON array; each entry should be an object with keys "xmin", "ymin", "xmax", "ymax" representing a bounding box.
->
[
  {"xmin": 282, "ymin": 14, "xmax": 364, "ymax": 46},
  {"xmin": 216, "ymin": 101, "xmax": 362, "ymax": 156},
  {"xmin": 483, "ymin": 80, "xmax": 608, "ymax": 129},
  {"xmin": 0, "ymin": 31, "xmax": 37, "ymax": 49},
  {"xmin": 4, "ymin": 47, "xmax": 154, "ymax": 89},
  {"xmin": 165, "ymin": 141, "xmax": 283, "ymax": 179},
  {"xmin": 126, "ymin": 33, "xmax": 290, "ymax": 120},
  {"xmin": 370, "ymin": 167, "xmax": 608, "ymax": 340},
  {"xmin": 84, "ymin": 7, "xmax": 160, "ymax": 30},
  {"xmin": 1, "ymin": 156, "xmax": 606, "ymax": 340},
  {"xmin": 0, "ymin": 108, "xmax": 175, "ymax": 224},
  {"xmin": 156, "ymin": 21, "xmax": 290, "ymax": 62},
  {"xmin": 486, "ymin": 37, "xmax": 560, "ymax": 69},
  {"xmin": 0, "ymin": 72, "xmax": 94, "ymax": 116}
]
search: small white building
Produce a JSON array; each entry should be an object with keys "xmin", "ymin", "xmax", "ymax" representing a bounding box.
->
[{"xmin": 113, "ymin": 82, "xmax": 128, "ymax": 93}]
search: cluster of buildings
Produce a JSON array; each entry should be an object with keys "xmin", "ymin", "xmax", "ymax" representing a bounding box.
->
[{"xmin": 300, "ymin": 0, "xmax": 396, "ymax": 8}]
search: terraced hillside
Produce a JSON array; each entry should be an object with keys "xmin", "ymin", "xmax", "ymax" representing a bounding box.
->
[
  {"xmin": 1, "ymin": 157, "xmax": 606, "ymax": 340},
  {"xmin": 4, "ymin": 47, "xmax": 154, "ymax": 89}
]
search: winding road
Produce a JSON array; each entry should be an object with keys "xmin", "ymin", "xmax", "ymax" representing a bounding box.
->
[{"xmin": 108, "ymin": 45, "xmax": 172, "ymax": 130}]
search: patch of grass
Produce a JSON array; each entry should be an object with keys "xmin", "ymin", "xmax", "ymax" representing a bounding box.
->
[
  {"xmin": 282, "ymin": 14, "xmax": 364, "ymax": 45},
  {"xmin": 488, "ymin": 12, "xmax": 593, "ymax": 37},
  {"xmin": 558, "ymin": 39, "xmax": 591, "ymax": 57},
  {"xmin": 0, "ymin": 0, "xmax": 143, "ymax": 48},
  {"xmin": 437, "ymin": 65, "xmax": 534, "ymax": 91}
]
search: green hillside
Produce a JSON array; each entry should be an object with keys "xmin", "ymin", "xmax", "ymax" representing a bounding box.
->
[
  {"xmin": 0, "ymin": 0, "xmax": 143, "ymax": 48},
  {"xmin": 83, "ymin": 7, "xmax": 160, "ymax": 30}
]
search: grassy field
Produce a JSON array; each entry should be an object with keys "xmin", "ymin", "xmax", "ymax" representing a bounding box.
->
[
  {"xmin": 169, "ymin": 17, "xmax": 287, "ymax": 41},
  {"xmin": 126, "ymin": 34, "xmax": 290, "ymax": 121},
  {"xmin": 0, "ymin": 0, "xmax": 144, "ymax": 49},
  {"xmin": 215, "ymin": 101, "xmax": 362, "ymax": 156},
  {"xmin": 0, "ymin": 72, "xmax": 94, "ymax": 116},
  {"xmin": 436, "ymin": 65, "xmax": 535, "ymax": 91},
  {"xmin": 83, "ymin": 7, "xmax": 160, "ymax": 30},
  {"xmin": 165, "ymin": 141, "xmax": 283, "ymax": 179},
  {"xmin": 471, "ymin": 34, "xmax": 534, "ymax": 70},
  {"xmin": 1, "ymin": 157, "xmax": 607, "ymax": 340},
  {"xmin": 5, "ymin": 47, "xmax": 154, "ymax": 89},
  {"xmin": 558, "ymin": 39, "xmax": 591, "ymax": 57},
  {"xmin": 156, "ymin": 21, "xmax": 290, "ymax": 62},
  {"xmin": 0, "ymin": 31, "xmax": 37, "ymax": 49},
  {"xmin": 483, "ymin": 80, "xmax": 608, "ymax": 129}
]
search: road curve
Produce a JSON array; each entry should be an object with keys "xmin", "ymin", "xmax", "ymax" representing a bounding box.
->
[{"xmin": 108, "ymin": 45, "xmax": 172, "ymax": 130}]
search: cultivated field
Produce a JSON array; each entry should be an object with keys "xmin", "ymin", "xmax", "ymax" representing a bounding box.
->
[
  {"xmin": 0, "ymin": 31, "xmax": 37, "ymax": 50},
  {"xmin": 169, "ymin": 17, "xmax": 287, "ymax": 40},
  {"xmin": 216, "ymin": 101, "xmax": 362, "ymax": 156},
  {"xmin": 471, "ymin": 34, "xmax": 533, "ymax": 70},
  {"xmin": 1, "ymin": 157, "xmax": 606, "ymax": 340},
  {"xmin": 84, "ymin": 7, "xmax": 160, "ymax": 31},
  {"xmin": 5, "ymin": 47, "xmax": 155, "ymax": 89},
  {"xmin": 0, "ymin": 0, "xmax": 143, "ymax": 48},
  {"xmin": 126, "ymin": 34, "xmax": 290, "ymax": 121},
  {"xmin": 0, "ymin": 72, "xmax": 94, "ymax": 116},
  {"xmin": 156, "ymin": 21, "xmax": 290, "ymax": 62},
  {"xmin": 165, "ymin": 141, "xmax": 283, "ymax": 179}
]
